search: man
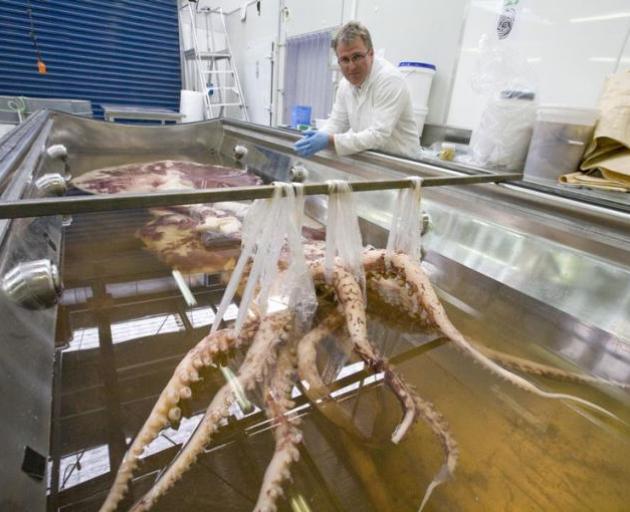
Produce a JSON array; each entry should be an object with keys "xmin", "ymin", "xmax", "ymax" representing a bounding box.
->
[{"xmin": 293, "ymin": 21, "xmax": 420, "ymax": 158}]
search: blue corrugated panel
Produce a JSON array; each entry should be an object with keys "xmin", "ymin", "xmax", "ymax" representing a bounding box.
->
[{"xmin": 0, "ymin": 0, "xmax": 181, "ymax": 119}]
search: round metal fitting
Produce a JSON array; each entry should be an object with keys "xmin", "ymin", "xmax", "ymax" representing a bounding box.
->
[
  {"xmin": 46, "ymin": 144, "xmax": 68, "ymax": 160},
  {"xmin": 35, "ymin": 173, "xmax": 68, "ymax": 197},
  {"xmin": 289, "ymin": 164, "xmax": 309, "ymax": 182},
  {"xmin": 2, "ymin": 259, "xmax": 62, "ymax": 309},
  {"xmin": 233, "ymin": 144, "xmax": 248, "ymax": 160}
]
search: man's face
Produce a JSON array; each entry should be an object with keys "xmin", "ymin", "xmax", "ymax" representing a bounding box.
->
[{"xmin": 336, "ymin": 38, "xmax": 374, "ymax": 87}]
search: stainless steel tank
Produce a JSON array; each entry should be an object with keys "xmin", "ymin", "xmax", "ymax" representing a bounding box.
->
[{"xmin": 0, "ymin": 111, "xmax": 628, "ymax": 511}]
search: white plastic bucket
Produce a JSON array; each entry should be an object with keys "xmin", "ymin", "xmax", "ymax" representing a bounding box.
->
[
  {"xmin": 399, "ymin": 61, "xmax": 436, "ymax": 108},
  {"xmin": 413, "ymin": 106, "xmax": 429, "ymax": 136},
  {"xmin": 179, "ymin": 90, "xmax": 204, "ymax": 123}
]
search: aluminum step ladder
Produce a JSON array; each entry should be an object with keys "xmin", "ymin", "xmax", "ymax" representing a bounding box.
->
[{"xmin": 179, "ymin": 2, "xmax": 248, "ymax": 120}]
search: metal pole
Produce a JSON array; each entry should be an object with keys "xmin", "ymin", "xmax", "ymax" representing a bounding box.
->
[{"xmin": 0, "ymin": 173, "xmax": 521, "ymax": 219}]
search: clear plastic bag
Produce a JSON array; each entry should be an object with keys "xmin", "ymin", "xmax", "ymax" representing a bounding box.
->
[
  {"xmin": 468, "ymin": 89, "xmax": 537, "ymax": 170},
  {"xmin": 266, "ymin": 183, "xmax": 318, "ymax": 335},
  {"xmin": 468, "ymin": 0, "xmax": 538, "ymax": 171}
]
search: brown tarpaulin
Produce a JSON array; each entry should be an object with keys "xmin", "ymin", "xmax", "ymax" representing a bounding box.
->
[{"xmin": 560, "ymin": 71, "xmax": 630, "ymax": 192}]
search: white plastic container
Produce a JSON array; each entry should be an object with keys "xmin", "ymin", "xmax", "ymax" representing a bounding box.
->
[
  {"xmin": 523, "ymin": 105, "xmax": 599, "ymax": 182},
  {"xmin": 413, "ymin": 106, "xmax": 429, "ymax": 136},
  {"xmin": 179, "ymin": 90, "xmax": 204, "ymax": 123},
  {"xmin": 398, "ymin": 61, "xmax": 436, "ymax": 109}
]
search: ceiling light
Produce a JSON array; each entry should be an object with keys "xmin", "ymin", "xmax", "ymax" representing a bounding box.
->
[{"xmin": 570, "ymin": 12, "xmax": 630, "ymax": 23}]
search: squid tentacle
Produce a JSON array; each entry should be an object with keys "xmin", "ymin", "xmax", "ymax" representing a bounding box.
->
[
  {"xmin": 381, "ymin": 250, "xmax": 621, "ymax": 421},
  {"xmin": 368, "ymin": 272, "xmax": 630, "ymax": 391},
  {"xmin": 253, "ymin": 344, "xmax": 302, "ymax": 512},
  {"xmin": 129, "ymin": 310, "xmax": 293, "ymax": 512},
  {"xmin": 98, "ymin": 319, "xmax": 259, "ymax": 512},
  {"xmin": 328, "ymin": 264, "xmax": 459, "ymax": 510},
  {"xmin": 479, "ymin": 345, "xmax": 630, "ymax": 391},
  {"xmin": 296, "ymin": 311, "xmax": 372, "ymax": 441}
]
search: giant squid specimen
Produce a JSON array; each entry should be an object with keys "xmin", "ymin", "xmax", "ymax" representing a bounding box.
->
[
  {"xmin": 72, "ymin": 160, "xmax": 327, "ymax": 274},
  {"xmin": 71, "ymin": 160, "xmax": 265, "ymax": 274},
  {"xmin": 98, "ymin": 247, "xmax": 628, "ymax": 512},
  {"xmin": 71, "ymin": 160, "xmax": 263, "ymax": 195}
]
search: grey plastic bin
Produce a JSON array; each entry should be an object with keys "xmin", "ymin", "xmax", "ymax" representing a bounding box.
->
[{"xmin": 523, "ymin": 105, "xmax": 599, "ymax": 182}]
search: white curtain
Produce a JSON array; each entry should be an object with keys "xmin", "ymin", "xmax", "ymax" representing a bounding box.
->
[{"xmin": 283, "ymin": 30, "xmax": 334, "ymax": 126}]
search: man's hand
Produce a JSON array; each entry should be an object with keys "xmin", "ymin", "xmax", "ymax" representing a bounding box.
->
[{"xmin": 293, "ymin": 130, "xmax": 331, "ymax": 157}]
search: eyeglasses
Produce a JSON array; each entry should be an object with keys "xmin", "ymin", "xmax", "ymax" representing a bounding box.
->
[{"xmin": 337, "ymin": 52, "xmax": 369, "ymax": 67}]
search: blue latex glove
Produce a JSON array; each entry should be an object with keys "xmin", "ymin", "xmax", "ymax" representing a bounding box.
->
[{"xmin": 293, "ymin": 130, "xmax": 330, "ymax": 157}]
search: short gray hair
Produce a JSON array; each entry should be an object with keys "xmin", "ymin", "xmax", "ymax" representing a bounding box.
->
[{"xmin": 331, "ymin": 21, "xmax": 373, "ymax": 52}]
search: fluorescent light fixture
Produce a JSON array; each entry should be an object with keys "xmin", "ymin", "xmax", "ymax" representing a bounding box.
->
[
  {"xmin": 588, "ymin": 57, "xmax": 630, "ymax": 64},
  {"xmin": 187, "ymin": 305, "xmax": 216, "ymax": 327},
  {"xmin": 527, "ymin": 57, "xmax": 542, "ymax": 63},
  {"xmin": 570, "ymin": 12, "xmax": 630, "ymax": 23},
  {"xmin": 65, "ymin": 327, "xmax": 100, "ymax": 352},
  {"xmin": 111, "ymin": 313, "xmax": 183, "ymax": 343},
  {"xmin": 267, "ymin": 295, "xmax": 289, "ymax": 313},
  {"xmin": 56, "ymin": 445, "xmax": 110, "ymax": 489}
]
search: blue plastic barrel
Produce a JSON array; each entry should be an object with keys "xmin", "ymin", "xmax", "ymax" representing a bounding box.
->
[{"xmin": 398, "ymin": 61, "xmax": 437, "ymax": 71}]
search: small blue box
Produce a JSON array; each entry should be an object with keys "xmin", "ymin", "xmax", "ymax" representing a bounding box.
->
[{"xmin": 291, "ymin": 105, "xmax": 312, "ymax": 128}]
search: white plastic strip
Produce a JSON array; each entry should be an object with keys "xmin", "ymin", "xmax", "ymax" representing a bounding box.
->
[
  {"xmin": 285, "ymin": 183, "xmax": 317, "ymax": 333},
  {"xmin": 386, "ymin": 176, "xmax": 423, "ymax": 261},
  {"xmin": 171, "ymin": 270, "xmax": 197, "ymax": 307},
  {"xmin": 210, "ymin": 195, "xmax": 270, "ymax": 334},
  {"xmin": 211, "ymin": 185, "xmax": 282, "ymax": 334},
  {"xmin": 324, "ymin": 180, "xmax": 365, "ymax": 296},
  {"xmin": 210, "ymin": 182, "xmax": 316, "ymax": 337}
]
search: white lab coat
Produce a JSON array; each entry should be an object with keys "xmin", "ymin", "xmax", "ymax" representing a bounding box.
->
[{"xmin": 322, "ymin": 57, "xmax": 420, "ymax": 158}]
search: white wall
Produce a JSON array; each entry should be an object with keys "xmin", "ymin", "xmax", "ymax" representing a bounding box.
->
[
  {"xmin": 221, "ymin": 0, "xmax": 468, "ymax": 125},
  {"xmin": 224, "ymin": 2, "xmax": 278, "ymax": 124},
  {"xmin": 226, "ymin": 1, "xmax": 346, "ymax": 124},
  {"xmin": 616, "ymin": 23, "xmax": 630, "ymax": 72},
  {"xmin": 205, "ymin": 0, "xmax": 630, "ymax": 131},
  {"xmin": 284, "ymin": 0, "xmax": 344, "ymax": 36},
  {"xmin": 447, "ymin": 0, "xmax": 630, "ymax": 129},
  {"xmin": 356, "ymin": 0, "xmax": 469, "ymax": 124}
]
